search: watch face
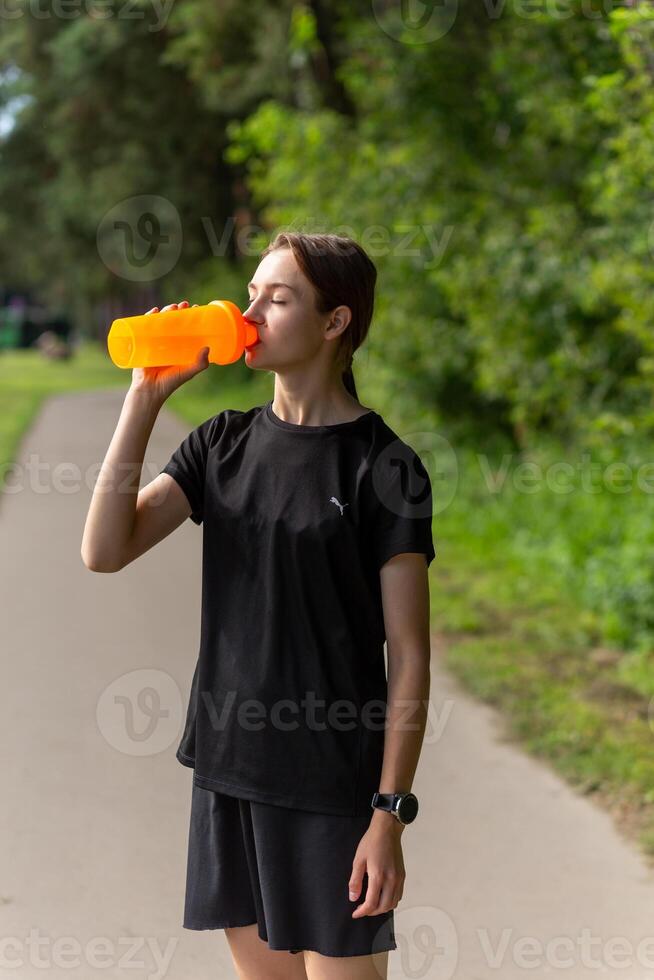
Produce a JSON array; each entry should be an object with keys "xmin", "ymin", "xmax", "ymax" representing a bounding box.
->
[{"xmin": 397, "ymin": 793, "xmax": 419, "ymax": 824}]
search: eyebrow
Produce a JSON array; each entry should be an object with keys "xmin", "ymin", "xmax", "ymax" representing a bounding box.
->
[{"xmin": 247, "ymin": 281, "xmax": 298, "ymax": 294}]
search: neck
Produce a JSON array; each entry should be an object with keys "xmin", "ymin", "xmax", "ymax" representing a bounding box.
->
[{"xmin": 271, "ymin": 379, "xmax": 365, "ymax": 427}]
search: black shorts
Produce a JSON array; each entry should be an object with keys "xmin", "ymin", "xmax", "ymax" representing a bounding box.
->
[{"xmin": 183, "ymin": 779, "xmax": 397, "ymax": 958}]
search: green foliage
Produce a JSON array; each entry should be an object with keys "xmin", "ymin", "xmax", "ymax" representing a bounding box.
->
[
  {"xmin": 221, "ymin": 0, "xmax": 654, "ymax": 450},
  {"xmin": 5, "ymin": 0, "xmax": 654, "ymax": 672},
  {"xmin": 5, "ymin": 0, "xmax": 654, "ymax": 446}
]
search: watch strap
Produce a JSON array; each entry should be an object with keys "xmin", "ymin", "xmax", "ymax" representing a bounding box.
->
[{"xmin": 371, "ymin": 792, "xmax": 399, "ymax": 810}]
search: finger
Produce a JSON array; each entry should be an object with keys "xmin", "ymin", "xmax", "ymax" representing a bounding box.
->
[
  {"xmin": 186, "ymin": 347, "xmax": 210, "ymax": 373},
  {"xmin": 183, "ymin": 348, "xmax": 207, "ymax": 372},
  {"xmin": 348, "ymin": 860, "xmax": 365, "ymax": 903},
  {"xmin": 355, "ymin": 880, "xmax": 395, "ymax": 918},
  {"xmin": 145, "ymin": 307, "xmax": 159, "ymax": 315},
  {"xmin": 179, "ymin": 300, "xmax": 189, "ymax": 307},
  {"xmin": 351, "ymin": 872, "xmax": 383, "ymax": 918},
  {"xmin": 192, "ymin": 304, "xmax": 199, "ymax": 307},
  {"xmin": 161, "ymin": 303, "xmax": 178, "ymax": 312},
  {"xmin": 375, "ymin": 875, "xmax": 399, "ymax": 914},
  {"xmin": 360, "ymin": 873, "xmax": 395, "ymax": 916}
]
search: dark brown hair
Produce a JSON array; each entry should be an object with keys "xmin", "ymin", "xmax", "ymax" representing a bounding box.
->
[{"xmin": 260, "ymin": 232, "xmax": 377, "ymax": 398}]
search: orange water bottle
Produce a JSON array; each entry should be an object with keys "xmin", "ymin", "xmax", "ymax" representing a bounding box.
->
[{"xmin": 107, "ymin": 301, "xmax": 259, "ymax": 368}]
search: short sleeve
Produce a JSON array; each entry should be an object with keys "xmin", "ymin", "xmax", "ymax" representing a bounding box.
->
[
  {"xmin": 368, "ymin": 440, "xmax": 436, "ymax": 570},
  {"xmin": 159, "ymin": 416, "xmax": 216, "ymax": 525}
]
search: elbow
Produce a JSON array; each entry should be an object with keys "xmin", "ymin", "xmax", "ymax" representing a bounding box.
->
[{"xmin": 80, "ymin": 550, "xmax": 122, "ymax": 573}]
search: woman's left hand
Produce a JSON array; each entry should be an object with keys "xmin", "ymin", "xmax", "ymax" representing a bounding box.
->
[{"xmin": 348, "ymin": 817, "xmax": 406, "ymax": 917}]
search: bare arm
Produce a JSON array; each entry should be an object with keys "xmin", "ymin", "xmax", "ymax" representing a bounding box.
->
[
  {"xmin": 371, "ymin": 552, "xmax": 432, "ymax": 837},
  {"xmin": 347, "ymin": 551, "xmax": 432, "ymax": 919},
  {"xmin": 81, "ymin": 300, "xmax": 210, "ymax": 573},
  {"xmin": 81, "ymin": 389, "xmax": 166, "ymax": 571}
]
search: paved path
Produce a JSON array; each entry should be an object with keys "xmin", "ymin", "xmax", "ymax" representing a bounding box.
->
[{"xmin": 2, "ymin": 388, "xmax": 654, "ymax": 979}]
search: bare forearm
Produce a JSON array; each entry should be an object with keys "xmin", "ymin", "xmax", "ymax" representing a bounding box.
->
[
  {"xmin": 81, "ymin": 388, "xmax": 163, "ymax": 571},
  {"xmin": 371, "ymin": 653, "xmax": 430, "ymax": 834}
]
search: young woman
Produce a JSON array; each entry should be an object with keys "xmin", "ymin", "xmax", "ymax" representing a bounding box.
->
[{"xmin": 82, "ymin": 232, "xmax": 435, "ymax": 980}]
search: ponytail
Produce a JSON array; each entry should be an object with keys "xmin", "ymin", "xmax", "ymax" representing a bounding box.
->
[{"xmin": 342, "ymin": 365, "xmax": 357, "ymax": 398}]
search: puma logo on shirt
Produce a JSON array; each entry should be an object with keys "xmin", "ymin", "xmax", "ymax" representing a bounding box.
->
[{"xmin": 329, "ymin": 496, "xmax": 349, "ymax": 516}]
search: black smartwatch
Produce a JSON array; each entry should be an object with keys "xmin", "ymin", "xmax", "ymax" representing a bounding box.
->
[{"xmin": 371, "ymin": 791, "xmax": 419, "ymax": 825}]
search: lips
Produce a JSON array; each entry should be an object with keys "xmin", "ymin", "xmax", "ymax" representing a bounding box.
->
[{"xmin": 244, "ymin": 319, "xmax": 261, "ymax": 351}]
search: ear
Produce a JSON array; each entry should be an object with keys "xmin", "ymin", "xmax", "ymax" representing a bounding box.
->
[{"xmin": 325, "ymin": 304, "xmax": 352, "ymax": 340}]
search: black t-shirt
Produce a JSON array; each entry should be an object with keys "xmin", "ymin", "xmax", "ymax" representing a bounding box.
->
[{"xmin": 159, "ymin": 399, "xmax": 436, "ymax": 816}]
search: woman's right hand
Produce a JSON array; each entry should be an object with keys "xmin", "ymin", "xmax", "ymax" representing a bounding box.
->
[{"xmin": 128, "ymin": 300, "xmax": 210, "ymax": 403}]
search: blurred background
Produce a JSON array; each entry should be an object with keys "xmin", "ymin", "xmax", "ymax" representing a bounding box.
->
[{"xmin": 3, "ymin": 0, "xmax": 654, "ymax": 975}]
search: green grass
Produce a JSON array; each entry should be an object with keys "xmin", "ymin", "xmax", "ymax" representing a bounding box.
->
[
  {"xmin": 433, "ymin": 442, "xmax": 654, "ymax": 860},
  {"xmin": 4, "ymin": 339, "xmax": 654, "ymax": 861},
  {"xmin": 0, "ymin": 339, "xmax": 128, "ymax": 477}
]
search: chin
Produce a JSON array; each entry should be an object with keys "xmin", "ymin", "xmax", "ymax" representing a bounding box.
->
[{"xmin": 245, "ymin": 350, "xmax": 265, "ymax": 369}]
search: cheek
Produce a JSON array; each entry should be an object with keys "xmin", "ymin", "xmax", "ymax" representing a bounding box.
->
[{"xmin": 274, "ymin": 312, "xmax": 316, "ymax": 351}]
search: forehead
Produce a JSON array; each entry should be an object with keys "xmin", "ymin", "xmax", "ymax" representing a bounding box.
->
[{"xmin": 250, "ymin": 249, "xmax": 303, "ymax": 291}]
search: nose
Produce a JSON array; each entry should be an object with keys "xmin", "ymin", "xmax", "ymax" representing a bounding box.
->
[
  {"xmin": 243, "ymin": 293, "xmax": 268, "ymax": 319},
  {"xmin": 243, "ymin": 305, "xmax": 261, "ymax": 326}
]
